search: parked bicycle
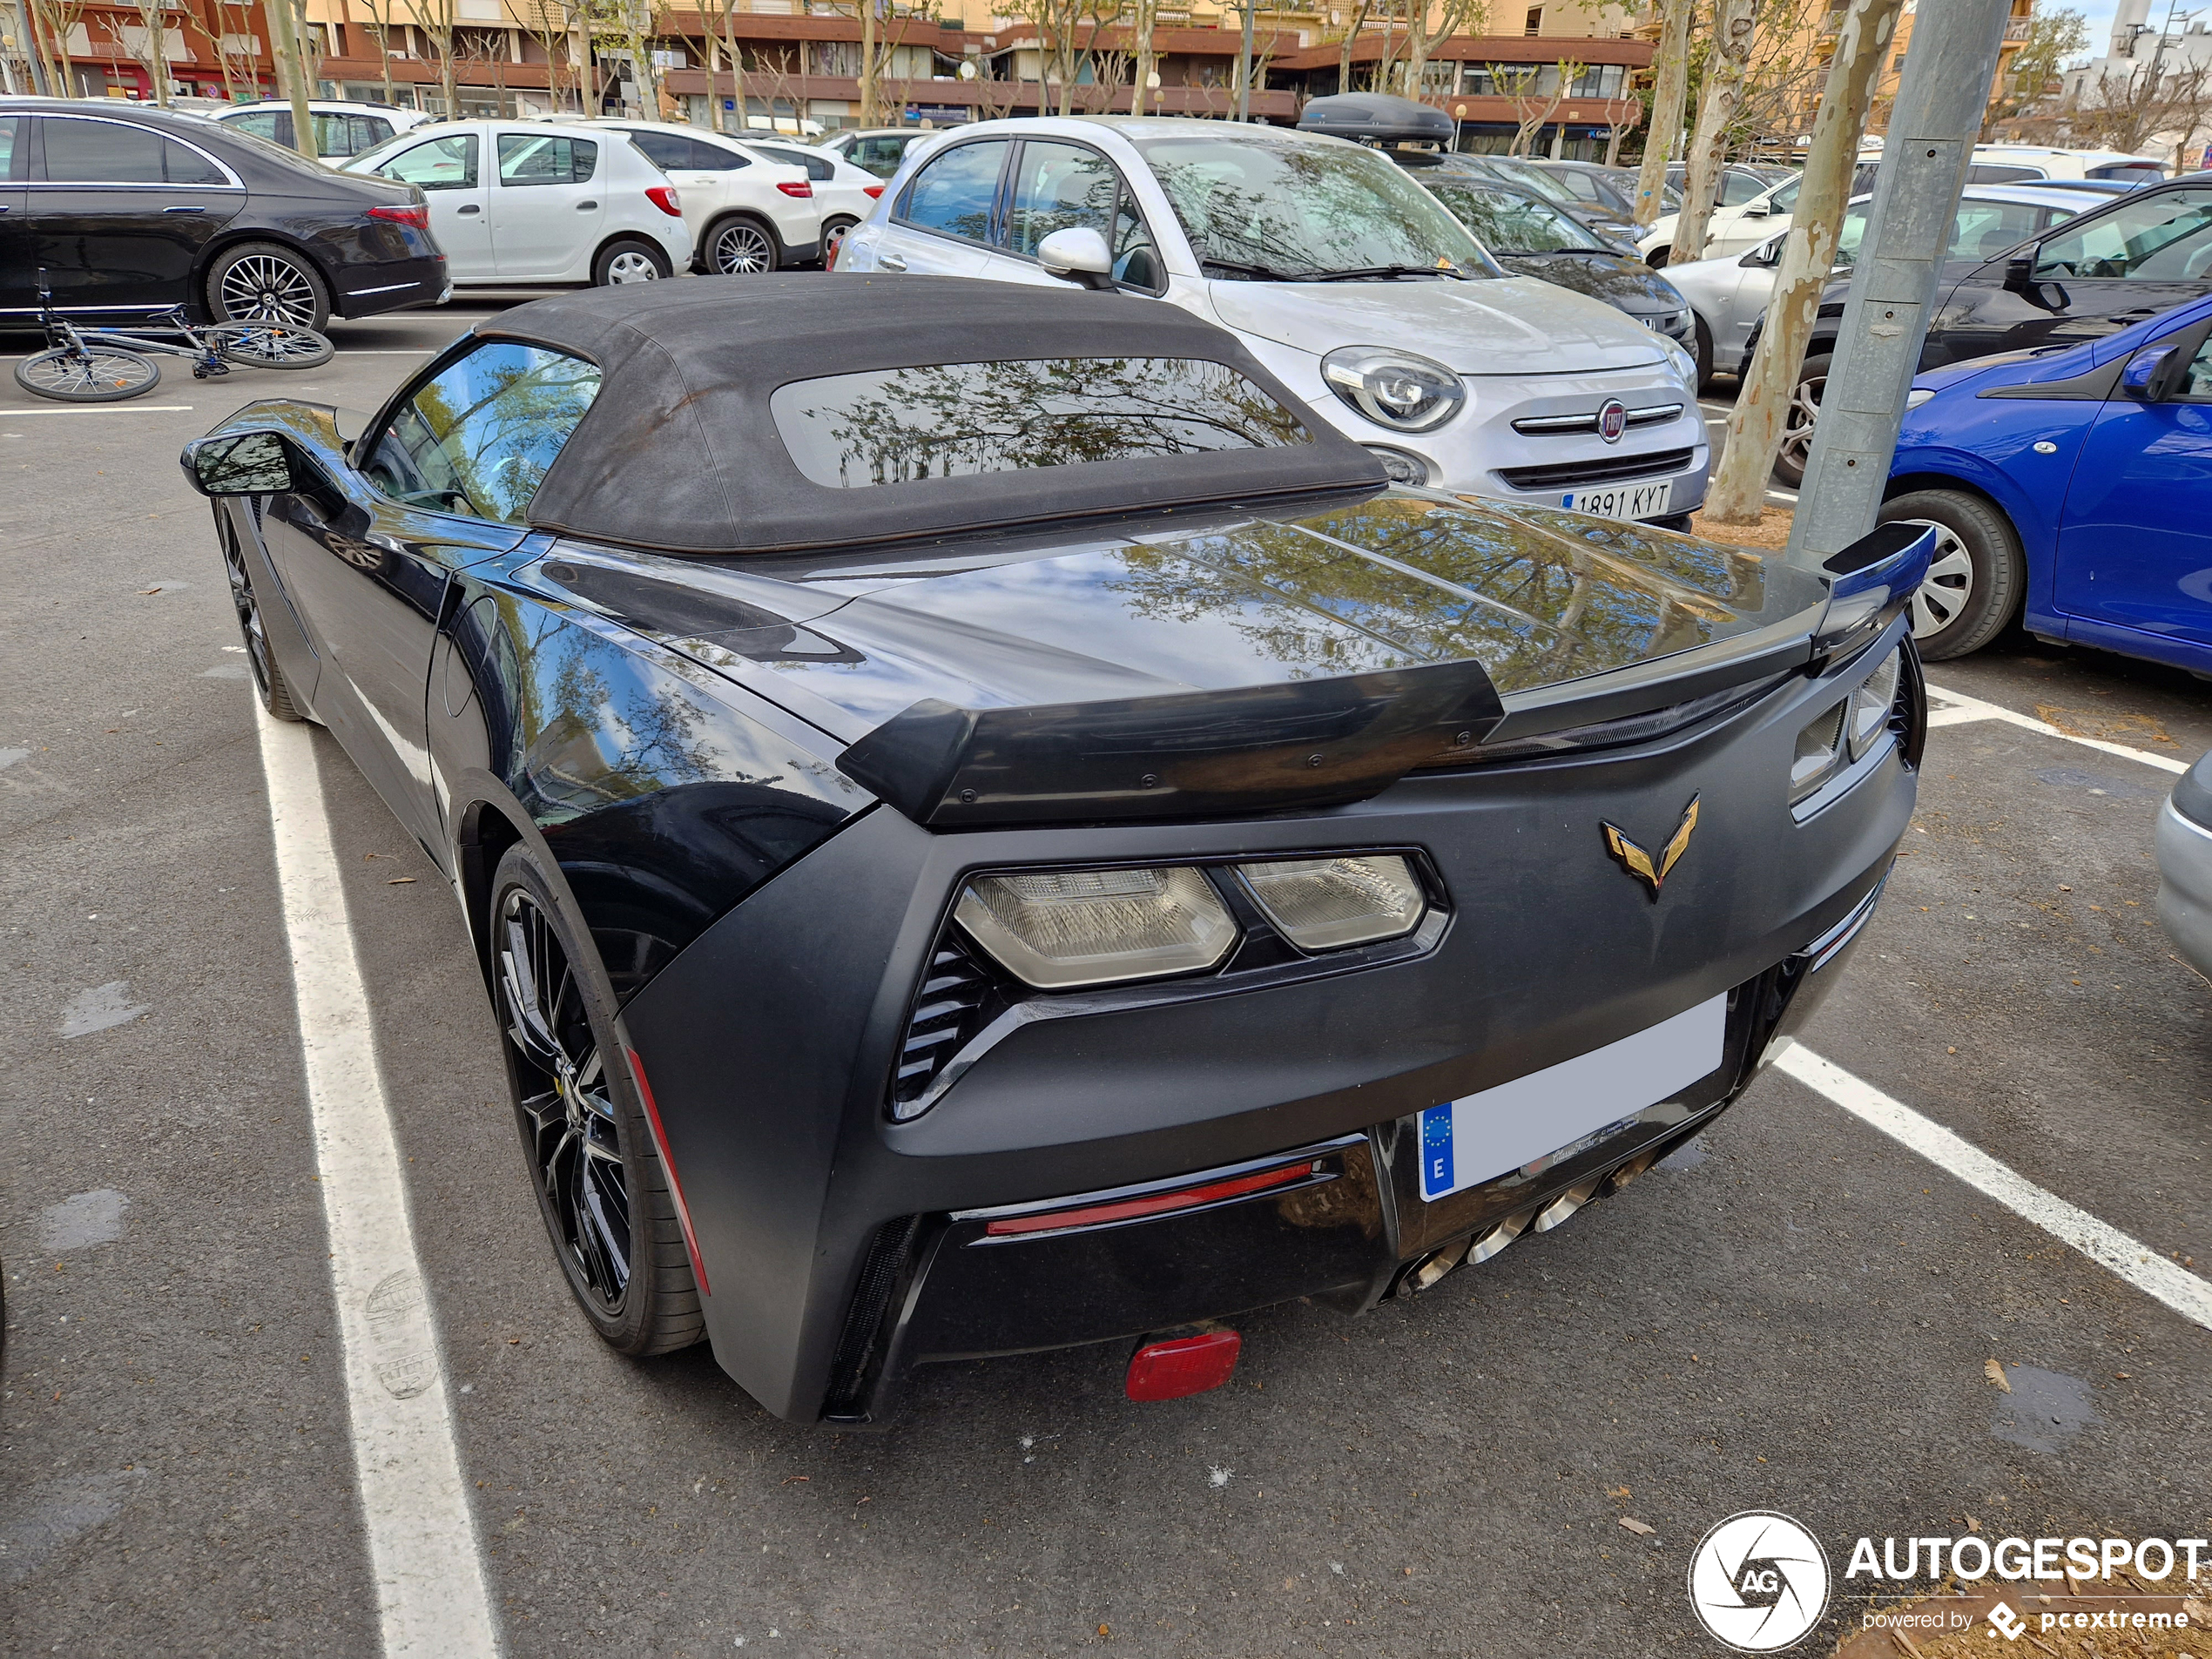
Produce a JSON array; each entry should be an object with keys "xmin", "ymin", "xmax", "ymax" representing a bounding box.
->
[{"xmin": 14, "ymin": 273, "xmax": 334, "ymax": 404}]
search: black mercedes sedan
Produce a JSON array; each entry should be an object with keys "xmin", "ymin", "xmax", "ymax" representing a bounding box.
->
[
  {"xmin": 179, "ymin": 278, "xmax": 1931, "ymax": 1426},
  {"xmin": 1420, "ymin": 175, "xmax": 1693, "ymax": 342},
  {"xmin": 0, "ymin": 98, "xmax": 444, "ymax": 330}
]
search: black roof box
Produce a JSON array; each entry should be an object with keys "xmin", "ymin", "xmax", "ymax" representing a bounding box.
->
[{"xmin": 1297, "ymin": 92, "xmax": 1454, "ymax": 146}]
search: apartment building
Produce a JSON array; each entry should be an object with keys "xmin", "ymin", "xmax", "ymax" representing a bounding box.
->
[{"xmin": 2, "ymin": 0, "xmax": 1644, "ymax": 144}]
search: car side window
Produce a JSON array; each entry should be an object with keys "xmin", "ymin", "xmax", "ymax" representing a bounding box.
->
[
  {"xmin": 1557, "ymin": 170, "xmax": 1600, "ymax": 202},
  {"xmin": 1768, "ymin": 179, "xmax": 1800, "ymax": 213},
  {"xmin": 376, "ymin": 132, "xmax": 478, "ymax": 191},
  {"xmin": 757, "ymin": 143, "xmax": 834, "ymax": 181},
  {"xmin": 1007, "ymin": 140, "xmax": 1116, "ymax": 255},
  {"xmin": 362, "ymin": 342, "xmax": 602, "ymax": 523},
  {"xmin": 1720, "ymin": 171, "xmax": 1768, "ymax": 206},
  {"xmin": 2034, "ymin": 187, "xmax": 2212, "ymax": 280},
  {"xmin": 631, "ymin": 131, "xmax": 745, "ymax": 171},
  {"xmin": 358, "ymin": 115, "xmax": 394, "ymax": 149},
  {"xmin": 2172, "ymin": 335, "xmax": 2212, "ymax": 402},
  {"xmin": 852, "ymin": 136, "xmax": 906, "ymax": 178},
  {"xmin": 499, "ymin": 133, "xmax": 596, "ymax": 185},
  {"xmin": 39, "ymin": 117, "xmax": 165, "ymax": 183},
  {"xmin": 897, "ymin": 138, "xmax": 1008, "ymax": 243},
  {"xmin": 226, "ymin": 111, "xmax": 285, "ymax": 144},
  {"xmin": 1948, "ymin": 199, "xmax": 2042, "ymax": 262},
  {"xmin": 0, "ymin": 117, "xmax": 17, "ymax": 181}
]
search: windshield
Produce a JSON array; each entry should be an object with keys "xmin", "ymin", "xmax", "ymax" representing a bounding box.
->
[
  {"xmin": 1134, "ymin": 135, "xmax": 1488, "ymax": 280},
  {"xmin": 1481, "ymin": 154, "xmax": 1584, "ymax": 209},
  {"xmin": 1424, "ymin": 181, "xmax": 1604, "ymax": 253}
]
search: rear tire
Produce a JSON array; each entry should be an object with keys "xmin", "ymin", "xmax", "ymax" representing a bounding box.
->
[
  {"xmin": 490, "ymin": 843, "xmax": 703, "ymax": 1357},
  {"xmin": 1772, "ymin": 351, "xmax": 1830, "ymax": 489},
  {"xmin": 209, "ymin": 320, "xmax": 334, "ymax": 369},
  {"xmin": 705, "ymin": 216, "xmax": 779, "ymax": 275},
  {"xmin": 1692, "ymin": 312, "xmax": 1716, "ymax": 391},
  {"xmin": 819, "ymin": 216, "xmax": 859, "ymax": 267},
  {"xmin": 206, "ymin": 241, "xmax": 330, "ymax": 330},
  {"xmin": 1877, "ymin": 489, "xmax": 2026, "ymax": 662},
  {"xmin": 1645, "ymin": 246, "xmax": 1671, "ymax": 269},
  {"xmin": 13, "ymin": 346, "xmax": 160, "ymax": 401},
  {"xmin": 593, "ymin": 237, "xmax": 672, "ymax": 286}
]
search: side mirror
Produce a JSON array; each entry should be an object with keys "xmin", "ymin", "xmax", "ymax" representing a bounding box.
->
[
  {"xmin": 179, "ymin": 430, "xmax": 300, "ymax": 496},
  {"xmin": 2122, "ymin": 343, "xmax": 2180, "ymax": 399},
  {"xmin": 1743, "ymin": 202, "xmax": 1770, "ymax": 218},
  {"xmin": 2004, "ymin": 251, "xmax": 2037, "ymax": 291},
  {"xmin": 1037, "ymin": 226, "xmax": 1116, "ymax": 291}
]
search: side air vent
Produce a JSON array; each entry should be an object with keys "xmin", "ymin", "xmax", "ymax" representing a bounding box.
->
[{"xmin": 890, "ymin": 929, "xmax": 995, "ymax": 1117}]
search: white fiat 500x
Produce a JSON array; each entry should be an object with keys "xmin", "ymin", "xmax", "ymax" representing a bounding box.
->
[{"xmin": 835, "ymin": 118, "xmax": 1707, "ymax": 523}]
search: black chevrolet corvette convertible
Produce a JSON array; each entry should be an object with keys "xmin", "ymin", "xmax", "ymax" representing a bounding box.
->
[{"xmin": 182, "ymin": 278, "xmax": 1930, "ymax": 1425}]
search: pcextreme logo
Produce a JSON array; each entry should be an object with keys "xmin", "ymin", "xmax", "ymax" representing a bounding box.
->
[{"xmin": 1688, "ymin": 1511, "xmax": 1832, "ymax": 1652}]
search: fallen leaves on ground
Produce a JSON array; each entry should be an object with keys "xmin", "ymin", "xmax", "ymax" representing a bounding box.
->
[
  {"xmin": 2033, "ymin": 703, "xmax": 2180, "ymax": 746},
  {"xmin": 1690, "ymin": 505, "xmax": 1795, "ymax": 552},
  {"xmin": 1618, "ymin": 1516, "xmax": 1656, "ymax": 1536},
  {"xmin": 1985, "ymin": 1359, "xmax": 2012, "ymax": 1393}
]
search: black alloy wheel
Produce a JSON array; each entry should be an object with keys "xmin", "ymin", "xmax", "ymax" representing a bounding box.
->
[
  {"xmin": 709, "ymin": 217, "xmax": 778, "ymax": 275},
  {"xmin": 491, "ymin": 845, "xmax": 701, "ymax": 1355},
  {"xmin": 219, "ymin": 515, "xmax": 306, "ymax": 720},
  {"xmin": 206, "ymin": 241, "xmax": 331, "ymax": 330}
]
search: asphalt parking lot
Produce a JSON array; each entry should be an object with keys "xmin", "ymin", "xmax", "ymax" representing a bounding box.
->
[{"xmin": 2, "ymin": 300, "xmax": 2207, "ymax": 1657}]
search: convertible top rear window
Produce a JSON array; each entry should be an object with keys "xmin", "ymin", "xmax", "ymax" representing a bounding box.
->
[{"xmin": 769, "ymin": 357, "xmax": 1312, "ymax": 489}]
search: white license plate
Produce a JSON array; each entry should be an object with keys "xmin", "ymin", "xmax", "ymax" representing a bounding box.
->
[
  {"xmin": 1418, "ymin": 995, "xmax": 1725, "ymax": 1202},
  {"xmin": 1563, "ymin": 479, "xmax": 1673, "ymax": 520}
]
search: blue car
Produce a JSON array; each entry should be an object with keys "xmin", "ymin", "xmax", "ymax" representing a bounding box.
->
[{"xmin": 1882, "ymin": 291, "xmax": 2212, "ymax": 664}]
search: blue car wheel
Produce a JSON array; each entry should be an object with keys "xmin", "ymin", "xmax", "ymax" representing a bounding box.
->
[{"xmin": 1878, "ymin": 489, "xmax": 2026, "ymax": 660}]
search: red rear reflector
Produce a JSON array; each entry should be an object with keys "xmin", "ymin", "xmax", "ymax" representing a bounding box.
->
[
  {"xmin": 367, "ymin": 203, "xmax": 430, "ymax": 229},
  {"xmin": 863, "ymin": 184, "xmax": 886, "ymax": 199},
  {"xmin": 1127, "ymin": 1331, "xmax": 1241, "ymax": 1401},
  {"xmin": 624, "ymin": 1049, "xmax": 709, "ymax": 1296},
  {"xmin": 644, "ymin": 185, "xmax": 682, "ymax": 217},
  {"xmin": 982, "ymin": 1162, "xmax": 1312, "ymax": 1238},
  {"xmin": 776, "ymin": 179, "xmax": 813, "ymax": 198}
]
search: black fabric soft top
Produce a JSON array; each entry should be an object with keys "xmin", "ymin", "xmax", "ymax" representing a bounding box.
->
[{"xmin": 484, "ymin": 275, "xmax": 1387, "ymax": 555}]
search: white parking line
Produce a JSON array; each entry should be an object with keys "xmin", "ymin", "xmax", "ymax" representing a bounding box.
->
[
  {"xmin": 0, "ymin": 404, "xmax": 196, "ymax": 415},
  {"xmin": 1924, "ymin": 682, "xmax": 2188, "ymax": 775},
  {"xmin": 1779, "ymin": 1045, "xmax": 2212, "ymax": 1332},
  {"xmin": 254, "ymin": 704, "xmax": 500, "ymax": 1658}
]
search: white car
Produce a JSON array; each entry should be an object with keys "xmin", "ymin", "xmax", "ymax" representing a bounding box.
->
[
  {"xmin": 1662, "ymin": 183, "xmax": 2089, "ymax": 389},
  {"xmin": 556, "ymin": 118, "xmax": 822, "ymax": 274},
  {"xmin": 1639, "ymin": 172, "xmax": 1801, "ymax": 268},
  {"xmin": 838, "ymin": 117, "xmax": 1707, "ymax": 522},
  {"xmin": 819, "ymin": 126, "xmax": 936, "ymax": 181},
  {"xmin": 1964, "ymin": 144, "xmax": 2167, "ymax": 185},
  {"xmin": 211, "ymin": 99, "xmax": 432, "ymax": 161},
  {"xmin": 341, "ymin": 120, "xmax": 691, "ymax": 287},
  {"xmin": 737, "ymin": 137, "xmax": 887, "ymax": 265}
]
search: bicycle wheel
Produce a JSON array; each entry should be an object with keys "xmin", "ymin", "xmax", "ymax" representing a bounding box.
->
[
  {"xmin": 13, "ymin": 347, "xmax": 162, "ymax": 402},
  {"xmin": 208, "ymin": 321, "xmax": 335, "ymax": 371}
]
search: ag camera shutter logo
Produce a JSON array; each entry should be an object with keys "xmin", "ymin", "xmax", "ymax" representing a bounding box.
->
[{"xmin": 1687, "ymin": 1511, "xmax": 1831, "ymax": 1652}]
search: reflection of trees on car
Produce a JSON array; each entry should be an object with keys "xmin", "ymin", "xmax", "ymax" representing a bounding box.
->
[
  {"xmin": 1103, "ymin": 499, "xmax": 1773, "ymax": 694},
  {"xmin": 788, "ymin": 358, "xmax": 1310, "ymax": 487},
  {"xmin": 368, "ymin": 348, "xmax": 599, "ymax": 520},
  {"xmin": 1143, "ymin": 143, "xmax": 1483, "ymax": 277}
]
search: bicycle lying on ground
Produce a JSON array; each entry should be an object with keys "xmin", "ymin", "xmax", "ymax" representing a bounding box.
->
[{"xmin": 14, "ymin": 277, "xmax": 334, "ymax": 404}]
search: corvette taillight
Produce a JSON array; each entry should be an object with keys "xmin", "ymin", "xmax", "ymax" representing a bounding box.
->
[
  {"xmin": 366, "ymin": 203, "xmax": 430, "ymax": 229},
  {"xmin": 645, "ymin": 185, "xmax": 682, "ymax": 217},
  {"xmin": 776, "ymin": 179, "xmax": 813, "ymax": 199}
]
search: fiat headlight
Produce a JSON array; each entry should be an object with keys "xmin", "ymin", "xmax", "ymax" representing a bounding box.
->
[
  {"xmin": 1237, "ymin": 855, "xmax": 1426, "ymax": 950},
  {"xmin": 1657, "ymin": 330, "xmax": 1697, "ymax": 384},
  {"xmin": 1321, "ymin": 347, "xmax": 1466, "ymax": 433},
  {"xmin": 954, "ymin": 866, "xmax": 1236, "ymax": 989}
]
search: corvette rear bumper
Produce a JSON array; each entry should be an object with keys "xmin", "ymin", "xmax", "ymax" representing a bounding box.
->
[{"xmin": 617, "ymin": 635, "xmax": 1915, "ymax": 1425}]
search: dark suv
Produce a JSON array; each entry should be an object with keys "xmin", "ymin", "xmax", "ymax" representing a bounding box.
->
[
  {"xmin": 1770, "ymin": 175, "xmax": 2212, "ymax": 483},
  {"xmin": 0, "ymin": 98, "xmax": 444, "ymax": 331}
]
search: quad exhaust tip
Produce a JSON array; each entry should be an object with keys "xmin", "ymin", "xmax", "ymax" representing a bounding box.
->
[{"xmin": 1404, "ymin": 1146, "xmax": 1664, "ymax": 1293}]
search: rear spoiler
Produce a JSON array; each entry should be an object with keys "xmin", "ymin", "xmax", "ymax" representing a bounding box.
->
[
  {"xmin": 835, "ymin": 661, "xmax": 1504, "ymax": 828},
  {"xmin": 832, "ymin": 523, "xmax": 1932, "ymax": 828}
]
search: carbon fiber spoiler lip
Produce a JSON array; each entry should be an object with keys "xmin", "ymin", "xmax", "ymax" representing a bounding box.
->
[{"xmin": 835, "ymin": 658, "xmax": 1507, "ymax": 829}]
